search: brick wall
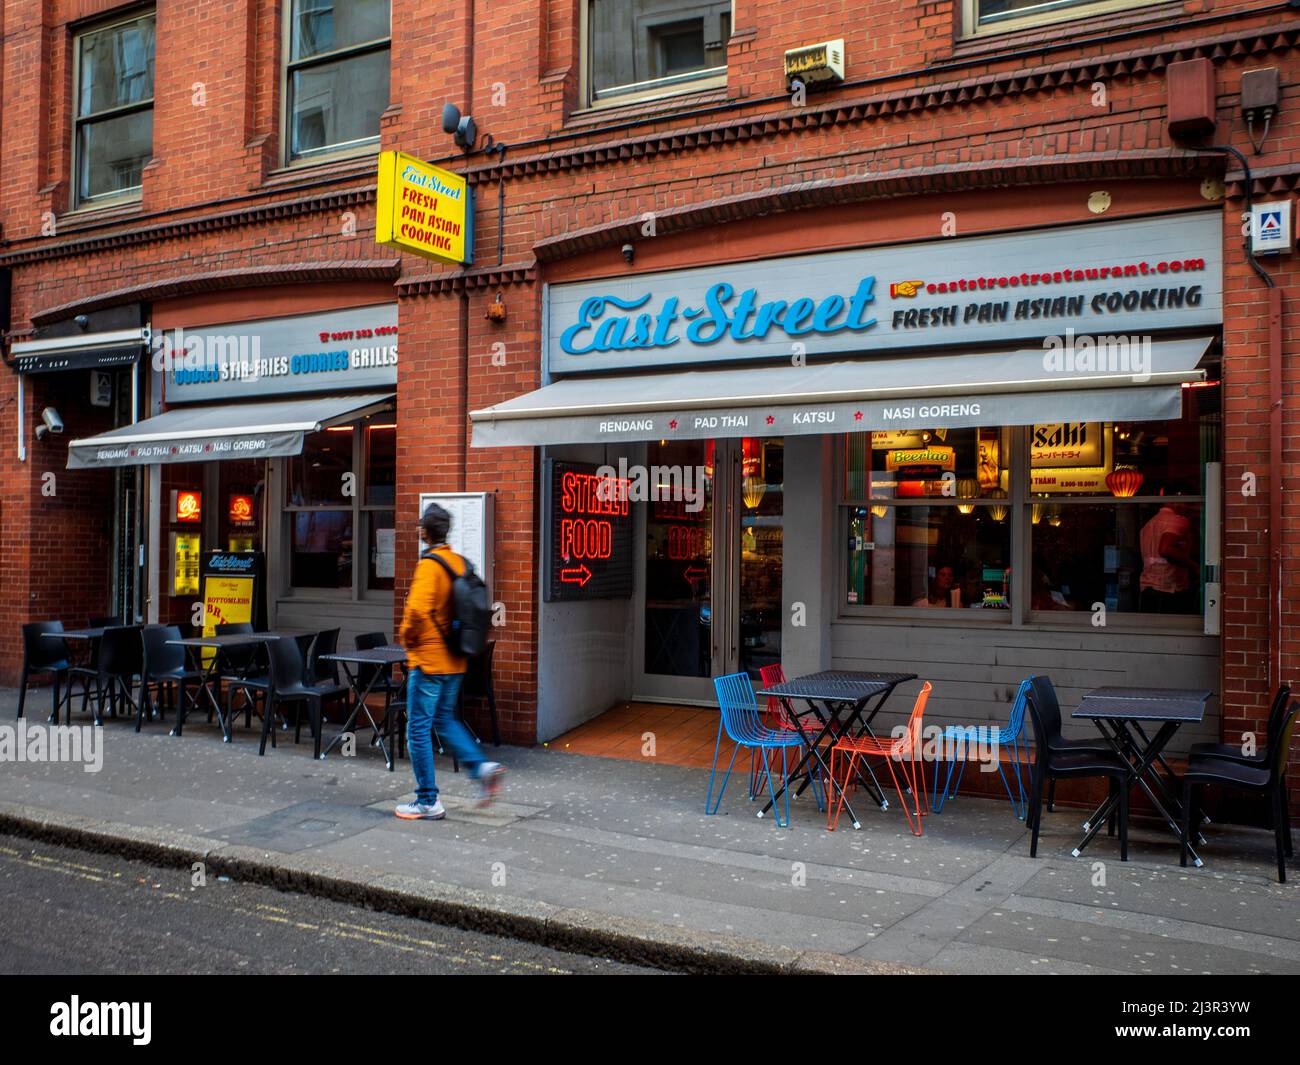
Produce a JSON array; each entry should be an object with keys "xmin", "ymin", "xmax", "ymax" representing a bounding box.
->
[{"xmin": 0, "ymin": 2, "xmax": 1297, "ymax": 786}]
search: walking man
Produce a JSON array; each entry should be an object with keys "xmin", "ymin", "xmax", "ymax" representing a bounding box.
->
[{"xmin": 396, "ymin": 503, "xmax": 504, "ymax": 820}]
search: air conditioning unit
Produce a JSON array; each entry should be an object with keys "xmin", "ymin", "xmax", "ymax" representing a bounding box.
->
[{"xmin": 784, "ymin": 39, "xmax": 845, "ymax": 90}]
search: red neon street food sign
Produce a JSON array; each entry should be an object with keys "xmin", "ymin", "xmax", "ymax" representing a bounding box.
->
[{"xmin": 547, "ymin": 461, "xmax": 634, "ymax": 601}]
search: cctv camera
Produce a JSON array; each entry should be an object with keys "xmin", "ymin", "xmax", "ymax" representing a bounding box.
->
[
  {"xmin": 622, "ymin": 243, "xmax": 635, "ymax": 265},
  {"xmin": 40, "ymin": 407, "xmax": 64, "ymax": 435},
  {"xmin": 74, "ymin": 314, "xmax": 89, "ymax": 329},
  {"xmin": 441, "ymin": 103, "xmax": 461, "ymax": 134}
]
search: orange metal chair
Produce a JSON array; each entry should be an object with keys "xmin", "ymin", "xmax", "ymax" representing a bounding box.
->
[{"xmin": 828, "ymin": 682, "xmax": 932, "ymax": 835}]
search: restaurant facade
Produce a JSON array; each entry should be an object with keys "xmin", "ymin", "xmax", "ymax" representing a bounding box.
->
[{"xmin": 0, "ymin": 0, "xmax": 1297, "ymax": 783}]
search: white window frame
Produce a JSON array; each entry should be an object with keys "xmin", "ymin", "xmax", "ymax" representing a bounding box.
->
[
  {"xmin": 961, "ymin": 0, "xmax": 1163, "ymax": 38},
  {"xmin": 70, "ymin": 8, "xmax": 156, "ymax": 210},
  {"xmin": 578, "ymin": 0, "xmax": 730, "ymax": 112},
  {"xmin": 281, "ymin": 0, "xmax": 391, "ymax": 166}
]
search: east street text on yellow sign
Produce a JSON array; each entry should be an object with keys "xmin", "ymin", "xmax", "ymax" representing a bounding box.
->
[{"xmin": 375, "ymin": 150, "xmax": 472, "ymax": 266}]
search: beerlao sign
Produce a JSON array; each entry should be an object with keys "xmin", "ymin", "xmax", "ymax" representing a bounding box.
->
[{"xmin": 375, "ymin": 150, "xmax": 472, "ymax": 266}]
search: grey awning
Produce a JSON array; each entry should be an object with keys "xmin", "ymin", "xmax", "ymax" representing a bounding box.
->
[
  {"xmin": 10, "ymin": 328, "xmax": 148, "ymax": 375},
  {"xmin": 67, "ymin": 392, "xmax": 394, "ymax": 469},
  {"xmin": 471, "ymin": 336, "xmax": 1213, "ymax": 447}
]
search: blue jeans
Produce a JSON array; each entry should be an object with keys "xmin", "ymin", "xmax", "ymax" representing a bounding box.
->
[{"xmin": 406, "ymin": 669, "xmax": 483, "ymax": 805}]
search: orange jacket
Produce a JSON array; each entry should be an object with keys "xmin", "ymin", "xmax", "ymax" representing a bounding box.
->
[{"xmin": 399, "ymin": 545, "xmax": 468, "ymax": 675}]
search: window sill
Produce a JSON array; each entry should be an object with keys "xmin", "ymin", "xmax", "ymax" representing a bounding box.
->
[
  {"xmin": 836, "ymin": 608, "xmax": 1209, "ymax": 637},
  {"xmin": 264, "ymin": 146, "xmax": 380, "ymax": 190},
  {"xmin": 948, "ymin": 0, "xmax": 1183, "ymax": 60},
  {"xmin": 58, "ymin": 197, "xmax": 144, "ymax": 230},
  {"xmin": 568, "ymin": 79, "xmax": 729, "ymax": 129}
]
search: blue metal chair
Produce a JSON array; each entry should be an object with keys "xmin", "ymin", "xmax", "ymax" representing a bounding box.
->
[
  {"xmin": 707, "ymin": 672, "xmax": 806, "ymax": 828},
  {"xmin": 932, "ymin": 678, "xmax": 1030, "ymax": 818}
]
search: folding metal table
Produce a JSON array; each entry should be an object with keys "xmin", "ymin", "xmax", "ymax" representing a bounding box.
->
[
  {"xmin": 1070, "ymin": 686, "xmax": 1212, "ymax": 865},
  {"xmin": 319, "ymin": 646, "xmax": 408, "ymax": 770},
  {"xmin": 165, "ymin": 633, "xmax": 280, "ymax": 743},
  {"xmin": 755, "ymin": 670, "xmax": 918, "ymax": 830}
]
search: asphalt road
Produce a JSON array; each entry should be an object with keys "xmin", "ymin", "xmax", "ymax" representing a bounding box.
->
[{"xmin": 0, "ymin": 834, "xmax": 661, "ymax": 975}]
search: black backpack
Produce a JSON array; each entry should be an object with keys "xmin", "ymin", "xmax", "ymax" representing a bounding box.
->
[{"xmin": 424, "ymin": 551, "xmax": 492, "ymax": 657}]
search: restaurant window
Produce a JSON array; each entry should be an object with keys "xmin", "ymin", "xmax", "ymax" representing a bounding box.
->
[
  {"xmin": 1028, "ymin": 386, "xmax": 1219, "ymax": 618},
  {"xmin": 839, "ymin": 384, "xmax": 1220, "ymax": 622},
  {"xmin": 286, "ymin": 0, "xmax": 390, "ymax": 161},
  {"xmin": 586, "ymin": 0, "xmax": 729, "ymax": 107},
  {"xmin": 962, "ymin": 0, "xmax": 1159, "ymax": 37},
  {"xmin": 73, "ymin": 10, "xmax": 156, "ymax": 206},
  {"xmin": 283, "ymin": 411, "xmax": 395, "ymax": 596},
  {"xmin": 844, "ymin": 427, "xmax": 1013, "ymax": 612}
]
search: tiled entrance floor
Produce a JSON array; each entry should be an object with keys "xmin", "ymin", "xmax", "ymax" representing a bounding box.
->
[{"xmin": 547, "ymin": 702, "xmax": 722, "ymax": 768}]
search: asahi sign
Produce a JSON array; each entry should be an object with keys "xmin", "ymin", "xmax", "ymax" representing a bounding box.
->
[
  {"xmin": 157, "ymin": 304, "xmax": 398, "ymax": 403},
  {"xmin": 545, "ymin": 214, "xmax": 1222, "ymax": 375}
]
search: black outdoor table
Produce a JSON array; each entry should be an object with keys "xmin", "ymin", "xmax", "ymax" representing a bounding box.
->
[
  {"xmin": 756, "ymin": 670, "xmax": 918, "ymax": 830},
  {"xmin": 1070, "ymin": 686, "xmax": 1213, "ymax": 865},
  {"xmin": 319, "ymin": 646, "xmax": 408, "ymax": 770},
  {"xmin": 166, "ymin": 633, "xmax": 280, "ymax": 743}
]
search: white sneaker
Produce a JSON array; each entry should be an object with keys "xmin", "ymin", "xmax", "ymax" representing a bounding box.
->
[
  {"xmin": 395, "ymin": 800, "xmax": 446, "ymax": 820},
  {"xmin": 476, "ymin": 763, "xmax": 505, "ymax": 808}
]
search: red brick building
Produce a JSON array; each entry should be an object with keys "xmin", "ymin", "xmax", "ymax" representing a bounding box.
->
[{"xmin": 1, "ymin": 0, "xmax": 1298, "ymax": 808}]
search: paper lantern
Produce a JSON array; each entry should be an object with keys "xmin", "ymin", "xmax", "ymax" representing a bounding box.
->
[
  {"xmin": 742, "ymin": 474, "xmax": 767, "ymax": 510},
  {"xmin": 955, "ymin": 477, "xmax": 980, "ymax": 514},
  {"xmin": 1106, "ymin": 467, "xmax": 1144, "ymax": 497}
]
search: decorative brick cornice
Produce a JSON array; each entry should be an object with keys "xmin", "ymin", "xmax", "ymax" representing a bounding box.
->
[
  {"xmin": 468, "ymin": 21, "xmax": 1300, "ymax": 184},
  {"xmin": 0, "ymin": 185, "xmax": 377, "ymax": 269},
  {"xmin": 535, "ymin": 151, "xmax": 1218, "ymax": 262},
  {"xmin": 1225, "ymin": 163, "xmax": 1300, "ymax": 200},
  {"xmin": 29, "ymin": 260, "xmax": 402, "ymax": 326},
  {"xmin": 396, "ymin": 262, "xmax": 536, "ymax": 298}
]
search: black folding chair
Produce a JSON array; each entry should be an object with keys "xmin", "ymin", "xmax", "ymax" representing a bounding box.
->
[
  {"xmin": 1182, "ymin": 700, "xmax": 1299, "ymax": 882},
  {"xmin": 17, "ymin": 621, "xmax": 71, "ymax": 723},
  {"xmin": 1025, "ymin": 675, "xmax": 1134, "ymax": 861},
  {"xmin": 140, "ymin": 624, "xmax": 203, "ymax": 733},
  {"xmin": 217, "ymin": 622, "xmax": 266, "ymax": 727},
  {"xmin": 69, "ymin": 626, "xmax": 142, "ymax": 726},
  {"xmin": 247, "ymin": 637, "xmax": 348, "ymax": 758}
]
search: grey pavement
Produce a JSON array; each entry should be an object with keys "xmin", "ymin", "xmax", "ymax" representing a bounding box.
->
[{"xmin": 0, "ymin": 688, "xmax": 1296, "ymax": 974}]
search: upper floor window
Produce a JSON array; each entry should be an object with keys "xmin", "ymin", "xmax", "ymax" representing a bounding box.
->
[
  {"xmin": 286, "ymin": 0, "xmax": 391, "ymax": 162},
  {"xmin": 73, "ymin": 11, "xmax": 156, "ymax": 206},
  {"xmin": 587, "ymin": 0, "xmax": 729, "ymax": 107},
  {"xmin": 964, "ymin": 0, "xmax": 1160, "ymax": 36}
]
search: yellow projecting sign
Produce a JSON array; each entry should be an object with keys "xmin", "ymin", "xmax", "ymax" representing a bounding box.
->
[{"xmin": 375, "ymin": 150, "xmax": 472, "ymax": 266}]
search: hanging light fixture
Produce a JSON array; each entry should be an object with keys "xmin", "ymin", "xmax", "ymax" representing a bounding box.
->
[
  {"xmin": 1106, "ymin": 466, "xmax": 1144, "ymax": 498},
  {"xmin": 986, "ymin": 488, "xmax": 1008, "ymax": 523},
  {"xmin": 741, "ymin": 438, "xmax": 765, "ymax": 509},
  {"xmin": 1031, "ymin": 503, "xmax": 1046, "ymax": 525},
  {"xmin": 1047, "ymin": 505, "xmax": 1063, "ymax": 527},
  {"xmin": 870, "ymin": 504, "xmax": 888, "ymax": 519},
  {"xmin": 955, "ymin": 477, "xmax": 980, "ymax": 514}
]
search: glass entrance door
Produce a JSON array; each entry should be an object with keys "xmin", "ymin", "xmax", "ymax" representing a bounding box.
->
[{"xmin": 634, "ymin": 437, "xmax": 784, "ymax": 702}]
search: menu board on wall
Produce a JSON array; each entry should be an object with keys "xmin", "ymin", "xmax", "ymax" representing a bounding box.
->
[
  {"xmin": 416, "ymin": 492, "xmax": 494, "ymax": 592},
  {"xmin": 543, "ymin": 460, "xmax": 634, "ymax": 602}
]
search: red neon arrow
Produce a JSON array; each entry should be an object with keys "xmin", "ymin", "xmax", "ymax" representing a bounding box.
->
[
  {"xmin": 560, "ymin": 564, "xmax": 592, "ymax": 587},
  {"xmin": 683, "ymin": 565, "xmax": 708, "ymax": 583}
]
